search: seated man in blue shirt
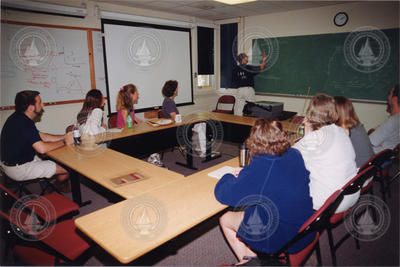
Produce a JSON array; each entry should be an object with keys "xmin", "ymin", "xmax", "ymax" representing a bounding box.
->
[
  {"xmin": 369, "ymin": 84, "xmax": 400, "ymax": 153},
  {"xmin": 1, "ymin": 90, "xmax": 73, "ymax": 191}
]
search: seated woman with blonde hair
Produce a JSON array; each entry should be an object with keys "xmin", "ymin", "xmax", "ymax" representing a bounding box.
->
[
  {"xmin": 214, "ymin": 119, "xmax": 314, "ymax": 265},
  {"xmin": 334, "ymin": 96, "xmax": 374, "ymax": 168},
  {"xmin": 293, "ymin": 94, "xmax": 358, "ymax": 213}
]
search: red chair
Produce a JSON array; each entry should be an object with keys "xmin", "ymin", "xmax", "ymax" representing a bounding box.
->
[
  {"xmin": 254, "ymin": 190, "xmax": 344, "ymax": 266},
  {"xmin": 358, "ymin": 149, "xmax": 393, "ymax": 201},
  {"xmin": 0, "ymin": 183, "xmax": 79, "ymax": 223},
  {"xmin": 387, "ymin": 143, "xmax": 400, "ymax": 184},
  {"xmin": 1, "ymin": 211, "xmax": 90, "ymax": 265},
  {"xmin": 108, "ymin": 114, "xmax": 118, "ymax": 128},
  {"xmin": 290, "ymin": 116, "xmax": 305, "ymax": 124},
  {"xmin": 212, "ymin": 95, "xmax": 235, "ymax": 114},
  {"xmin": 326, "ymin": 165, "xmax": 377, "ymax": 266}
]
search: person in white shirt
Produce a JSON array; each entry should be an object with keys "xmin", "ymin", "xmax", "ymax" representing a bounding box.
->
[
  {"xmin": 369, "ymin": 84, "xmax": 400, "ymax": 153},
  {"xmin": 293, "ymin": 94, "xmax": 358, "ymax": 212},
  {"xmin": 77, "ymin": 89, "xmax": 107, "ymax": 135}
]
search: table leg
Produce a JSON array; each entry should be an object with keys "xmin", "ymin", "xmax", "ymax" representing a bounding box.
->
[
  {"xmin": 202, "ymin": 120, "xmax": 221, "ymax": 163},
  {"xmin": 70, "ymin": 170, "xmax": 91, "ymax": 207},
  {"xmin": 176, "ymin": 123, "xmax": 197, "ymax": 170}
]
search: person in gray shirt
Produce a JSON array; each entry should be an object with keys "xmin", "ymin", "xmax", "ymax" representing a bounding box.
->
[
  {"xmin": 161, "ymin": 80, "xmax": 179, "ymax": 119},
  {"xmin": 369, "ymin": 84, "xmax": 400, "ymax": 153},
  {"xmin": 334, "ymin": 96, "xmax": 374, "ymax": 168}
]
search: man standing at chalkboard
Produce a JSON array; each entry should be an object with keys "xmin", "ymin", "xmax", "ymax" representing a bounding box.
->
[{"xmin": 232, "ymin": 52, "xmax": 267, "ymax": 115}]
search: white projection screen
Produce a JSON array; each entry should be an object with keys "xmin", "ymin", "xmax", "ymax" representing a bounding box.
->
[{"xmin": 101, "ymin": 19, "xmax": 194, "ymax": 114}]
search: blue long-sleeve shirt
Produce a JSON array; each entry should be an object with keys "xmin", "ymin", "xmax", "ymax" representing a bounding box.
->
[{"xmin": 214, "ymin": 148, "xmax": 315, "ymax": 253}]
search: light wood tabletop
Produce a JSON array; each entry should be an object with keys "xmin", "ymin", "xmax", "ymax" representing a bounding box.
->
[
  {"xmin": 48, "ymin": 112, "xmax": 300, "ymax": 263},
  {"xmin": 47, "ymin": 146, "xmax": 183, "ymax": 199},
  {"xmin": 74, "ymin": 158, "xmax": 239, "ymax": 264},
  {"xmin": 99, "ymin": 112, "xmax": 300, "ymax": 142}
]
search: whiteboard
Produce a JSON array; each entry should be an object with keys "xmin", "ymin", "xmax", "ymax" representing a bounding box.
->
[
  {"xmin": 1, "ymin": 23, "xmax": 106, "ymax": 107},
  {"xmin": 102, "ymin": 20, "xmax": 194, "ymax": 114}
]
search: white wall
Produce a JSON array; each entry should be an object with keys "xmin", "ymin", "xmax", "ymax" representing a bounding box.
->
[
  {"xmin": 237, "ymin": 1, "xmax": 399, "ymax": 131},
  {"xmin": 0, "ymin": 0, "xmax": 218, "ymax": 133},
  {"xmin": 1, "ymin": 1, "xmax": 398, "ymax": 133}
]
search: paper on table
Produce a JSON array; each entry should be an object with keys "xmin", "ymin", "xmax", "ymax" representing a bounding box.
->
[
  {"xmin": 107, "ymin": 128, "xmax": 123, "ymax": 133},
  {"xmin": 208, "ymin": 166, "xmax": 235, "ymax": 179}
]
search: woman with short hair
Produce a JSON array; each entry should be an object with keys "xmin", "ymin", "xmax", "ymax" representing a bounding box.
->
[{"xmin": 215, "ymin": 119, "xmax": 314, "ymax": 265}]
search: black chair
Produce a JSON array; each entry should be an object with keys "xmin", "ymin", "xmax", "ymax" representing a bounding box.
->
[
  {"xmin": 0, "ymin": 166, "xmax": 59, "ymax": 197},
  {"xmin": 358, "ymin": 149, "xmax": 393, "ymax": 202}
]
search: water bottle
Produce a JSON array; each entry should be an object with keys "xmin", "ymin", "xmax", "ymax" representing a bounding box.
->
[
  {"xmin": 126, "ymin": 111, "xmax": 133, "ymax": 129},
  {"xmin": 73, "ymin": 123, "xmax": 81, "ymax": 145},
  {"xmin": 298, "ymin": 124, "xmax": 305, "ymax": 138},
  {"xmin": 239, "ymin": 142, "xmax": 249, "ymax": 167}
]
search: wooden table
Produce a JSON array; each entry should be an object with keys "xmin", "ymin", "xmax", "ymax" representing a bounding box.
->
[
  {"xmin": 101, "ymin": 112, "xmax": 300, "ymax": 142},
  {"xmin": 47, "ymin": 113, "xmax": 299, "ymax": 262},
  {"xmin": 74, "ymin": 158, "xmax": 238, "ymax": 264},
  {"xmin": 47, "ymin": 146, "xmax": 183, "ymax": 202}
]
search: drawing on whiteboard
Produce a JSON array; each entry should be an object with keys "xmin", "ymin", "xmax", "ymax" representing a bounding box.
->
[
  {"xmin": 127, "ymin": 30, "xmax": 165, "ymax": 69},
  {"xmin": 59, "ymin": 47, "xmax": 87, "ymax": 66},
  {"xmin": 9, "ymin": 26, "xmax": 56, "ymax": 71},
  {"xmin": 56, "ymin": 71, "xmax": 85, "ymax": 94}
]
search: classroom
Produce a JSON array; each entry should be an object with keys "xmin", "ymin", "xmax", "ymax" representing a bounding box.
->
[{"xmin": 0, "ymin": 0, "xmax": 399, "ymax": 266}]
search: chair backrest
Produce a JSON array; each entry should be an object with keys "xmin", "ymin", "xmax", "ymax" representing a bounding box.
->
[
  {"xmin": 341, "ymin": 165, "xmax": 377, "ymax": 196},
  {"xmin": 65, "ymin": 124, "xmax": 74, "ymax": 133},
  {"xmin": 144, "ymin": 110, "xmax": 159, "ymax": 119},
  {"xmin": 0, "ymin": 183, "xmax": 19, "ymax": 212},
  {"xmin": 275, "ymin": 189, "xmax": 344, "ymax": 255},
  {"xmin": 108, "ymin": 114, "xmax": 118, "ymax": 128},
  {"xmin": 214, "ymin": 95, "xmax": 235, "ymax": 113},
  {"xmin": 359, "ymin": 149, "xmax": 392, "ymax": 174},
  {"xmin": 0, "ymin": 210, "xmax": 90, "ymax": 264},
  {"xmin": 290, "ymin": 116, "xmax": 305, "ymax": 124},
  {"xmin": 392, "ymin": 143, "xmax": 400, "ymax": 159}
]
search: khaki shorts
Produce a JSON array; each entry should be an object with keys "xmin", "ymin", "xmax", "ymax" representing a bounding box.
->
[{"xmin": 1, "ymin": 155, "xmax": 57, "ymax": 181}]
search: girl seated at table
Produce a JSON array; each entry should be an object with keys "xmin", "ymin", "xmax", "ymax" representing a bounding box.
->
[
  {"xmin": 77, "ymin": 89, "xmax": 107, "ymax": 135},
  {"xmin": 214, "ymin": 119, "xmax": 315, "ymax": 265},
  {"xmin": 117, "ymin": 83, "xmax": 143, "ymax": 127}
]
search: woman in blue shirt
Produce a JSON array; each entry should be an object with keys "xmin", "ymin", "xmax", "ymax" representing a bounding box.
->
[{"xmin": 214, "ymin": 119, "xmax": 314, "ymax": 265}]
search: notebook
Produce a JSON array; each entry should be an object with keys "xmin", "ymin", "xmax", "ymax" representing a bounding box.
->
[
  {"xmin": 208, "ymin": 166, "xmax": 235, "ymax": 179},
  {"xmin": 110, "ymin": 172, "xmax": 148, "ymax": 186}
]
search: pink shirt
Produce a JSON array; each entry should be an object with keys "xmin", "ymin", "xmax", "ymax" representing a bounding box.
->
[{"xmin": 117, "ymin": 109, "xmax": 135, "ymax": 128}]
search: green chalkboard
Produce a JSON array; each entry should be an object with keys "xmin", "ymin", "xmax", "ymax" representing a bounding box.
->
[{"xmin": 253, "ymin": 28, "xmax": 399, "ymax": 102}]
